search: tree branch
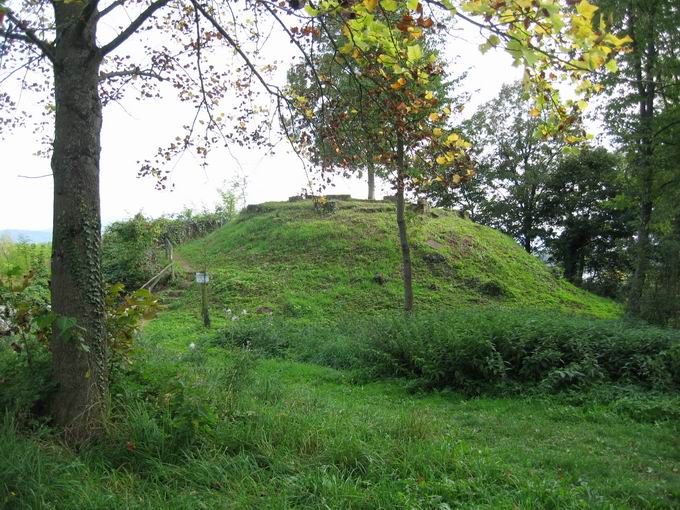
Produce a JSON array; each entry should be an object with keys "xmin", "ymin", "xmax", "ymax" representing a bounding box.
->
[
  {"xmin": 5, "ymin": 10, "xmax": 55, "ymax": 63},
  {"xmin": 77, "ymin": 0, "xmax": 100, "ymax": 33},
  {"xmin": 97, "ymin": 0, "xmax": 128, "ymax": 20},
  {"xmin": 99, "ymin": 0, "xmax": 171, "ymax": 56},
  {"xmin": 0, "ymin": 27, "xmax": 32, "ymax": 45},
  {"xmin": 18, "ymin": 173, "xmax": 53, "ymax": 179},
  {"xmin": 99, "ymin": 67, "xmax": 164, "ymax": 82},
  {"xmin": 191, "ymin": 0, "xmax": 284, "ymax": 100}
]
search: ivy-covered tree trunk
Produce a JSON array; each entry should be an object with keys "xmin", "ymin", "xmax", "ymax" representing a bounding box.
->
[
  {"xmin": 50, "ymin": 3, "xmax": 107, "ymax": 439},
  {"xmin": 395, "ymin": 135, "xmax": 414, "ymax": 312}
]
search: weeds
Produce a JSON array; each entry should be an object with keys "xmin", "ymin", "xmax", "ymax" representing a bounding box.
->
[{"xmin": 217, "ymin": 308, "xmax": 680, "ymax": 394}]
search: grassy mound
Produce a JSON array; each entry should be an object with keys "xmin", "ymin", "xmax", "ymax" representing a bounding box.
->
[{"xmin": 178, "ymin": 199, "xmax": 619, "ymax": 318}]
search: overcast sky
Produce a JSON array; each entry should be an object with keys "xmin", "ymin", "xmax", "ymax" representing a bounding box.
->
[{"xmin": 0, "ymin": 9, "xmax": 522, "ymax": 231}]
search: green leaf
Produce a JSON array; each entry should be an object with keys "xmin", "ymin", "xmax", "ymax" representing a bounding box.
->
[
  {"xmin": 35, "ymin": 312, "xmax": 57, "ymax": 329},
  {"xmin": 605, "ymin": 59, "xmax": 618, "ymax": 73},
  {"xmin": 380, "ymin": 0, "xmax": 398, "ymax": 11},
  {"xmin": 521, "ymin": 47, "xmax": 540, "ymax": 67},
  {"xmin": 304, "ymin": 4, "xmax": 318, "ymax": 16},
  {"xmin": 407, "ymin": 0, "xmax": 419, "ymax": 11},
  {"xmin": 407, "ymin": 44, "xmax": 422, "ymax": 63}
]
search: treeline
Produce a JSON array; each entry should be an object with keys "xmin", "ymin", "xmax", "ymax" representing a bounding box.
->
[
  {"xmin": 103, "ymin": 195, "xmax": 238, "ymax": 289},
  {"xmin": 431, "ymin": 75, "xmax": 679, "ymax": 327}
]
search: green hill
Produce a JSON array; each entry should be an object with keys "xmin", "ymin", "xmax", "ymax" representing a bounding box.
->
[{"xmin": 177, "ymin": 199, "xmax": 619, "ymax": 318}]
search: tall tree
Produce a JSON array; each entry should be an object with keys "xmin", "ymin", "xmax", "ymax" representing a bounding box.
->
[
  {"xmin": 287, "ymin": 8, "xmax": 474, "ymax": 311},
  {"xmin": 597, "ymin": 0, "xmax": 680, "ymax": 316},
  {"xmin": 0, "ymin": 0, "xmax": 292, "ymax": 439},
  {"xmin": 543, "ymin": 147, "xmax": 634, "ymax": 289},
  {"xmin": 429, "ymin": 82, "xmax": 567, "ymax": 253}
]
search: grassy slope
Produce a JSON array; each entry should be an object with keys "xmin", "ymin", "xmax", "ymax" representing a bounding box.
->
[{"xmin": 178, "ymin": 200, "xmax": 618, "ymax": 319}]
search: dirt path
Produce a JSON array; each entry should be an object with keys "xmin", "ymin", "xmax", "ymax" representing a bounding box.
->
[{"xmin": 173, "ymin": 252, "xmax": 196, "ymax": 274}]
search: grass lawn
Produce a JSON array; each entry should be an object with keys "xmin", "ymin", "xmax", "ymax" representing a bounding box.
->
[{"xmin": 5, "ymin": 308, "xmax": 676, "ymax": 509}]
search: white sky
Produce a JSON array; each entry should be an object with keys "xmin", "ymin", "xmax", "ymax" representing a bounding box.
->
[{"xmin": 0, "ymin": 9, "xmax": 522, "ymax": 231}]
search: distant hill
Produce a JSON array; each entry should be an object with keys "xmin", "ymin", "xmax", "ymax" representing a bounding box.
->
[
  {"xmin": 178, "ymin": 199, "xmax": 620, "ymax": 319},
  {"xmin": 0, "ymin": 229, "xmax": 52, "ymax": 243}
]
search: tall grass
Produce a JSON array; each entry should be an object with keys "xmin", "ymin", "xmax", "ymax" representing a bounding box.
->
[{"xmin": 217, "ymin": 308, "xmax": 680, "ymax": 393}]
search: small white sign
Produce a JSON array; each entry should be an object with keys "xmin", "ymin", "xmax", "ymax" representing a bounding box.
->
[{"xmin": 195, "ymin": 272, "xmax": 209, "ymax": 284}]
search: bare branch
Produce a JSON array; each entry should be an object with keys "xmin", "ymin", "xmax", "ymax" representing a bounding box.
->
[
  {"xmin": 0, "ymin": 27, "xmax": 33, "ymax": 45},
  {"xmin": 18, "ymin": 173, "xmax": 53, "ymax": 179},
  {"xmin": 5, "ymin": 10, "xmax": 55, "ymax": 63},
  {"xmin": 99, "ymin": 67, "xmax": 164, "ymax": 82},
  {"xmin": 99, "ymin": 0, "xmax": 171, "ymax": 57},
  {"xmin": 97, "ymin": 0, "xmax": 127, "ymax": 20}
]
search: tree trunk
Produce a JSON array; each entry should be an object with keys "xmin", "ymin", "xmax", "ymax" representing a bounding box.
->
[
  {"xmin": 626, "ymin": 3, "xmax": 656, "ymax": 317},
  {"xmin": 367, "ymin": 163, "xmax": 376, "ymax": 201},
  {"xmin": 50, "ymin": 3, "xmax": 107, "ymax": 440},
  {"xmin": 395, "ymin": 135, "xmax": 413, "ymax": 312},
  {"xmin": 521, "ymin": 184, "xmax": 537, "ymax": 253},
  {"xmin": 563, "ymin": 249, "xmax": 579, "ymax": 283},
  {"xmin": 627, "ymin": 179, "xmax": 653, "ymax": 316}
]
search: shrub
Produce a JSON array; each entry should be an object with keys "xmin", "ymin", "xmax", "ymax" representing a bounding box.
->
[
  {"xmin": 102, "ymin": 196, "xmax": 238, "ymax": 289},
  {"xmin": 215, "ymin": 309, "xmax": 680, "ymax": 394}
]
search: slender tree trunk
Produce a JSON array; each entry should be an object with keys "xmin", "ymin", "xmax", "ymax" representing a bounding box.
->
[
  {"xmin": 367, "ymin": 163, "xmax": 376, "ymax": 201},
  {"xmin": 626, "ymin": 3, "xmax": 657, "ymax": 317},
  {"xmin": 395, "ymin": 135, "xmax": 413, "ymax": 312},
  {"xmin": 628, "ymin": 173, "xmax": 653, "ymax": 315},
  {"xmin": 50, "ymin": 3, "xmax": 107, "ymax": 439},
  {"xmin": 521, "ymin": 184, "xmax": 537, "ymax": 253}
]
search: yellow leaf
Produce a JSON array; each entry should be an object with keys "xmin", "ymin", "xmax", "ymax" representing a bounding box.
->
[
  {"xmin": 530, "ymin": 107, "xmax": 540, "ymax": 118},
  {"xmin": 433, "ymin": 127, "xmax": 442, "ymax": 137},
  {"xmin": 604, "ymin": 33, "xmax": 633, "ymax": 47},
  {"xmin": 446, "ymin": 133, "xmax": 459, "ymax": 144},
  {"xmin": 363, "ymin": 0, "xmax": 379, "ymax": 11},
  {"xmin": 424, "ymin": 91, "xmax": 434, "ymax": 100},
  {"xmin": 429, "ymin": 112, "xmax": 440, "ymax": 122},
  {"xmin": 391, "ymin": 77, "xmax": 406, "ymax": 90},
  {"xmin": 436, "ymin": 156, "xmax": 447, "ymax": 165},
  {"xmin": 577, "ymin": 100, "xmax": 588, "ymax": 111},
  {"xmin": 452, "ymin": 174, "xmax": 462, "ymax": 184},
  {"xmin": 576, "ymin": 0, "xmax": 598, "ymax": 21}
]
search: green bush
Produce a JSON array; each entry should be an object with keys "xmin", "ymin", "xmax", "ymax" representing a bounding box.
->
[
  {"xmin": 102, "ymin": 201, "xmax": 237, "ymax": 289},
  {"xmin": 216, "ymin": 309, "xmax": 680, "ymax": 393},
  {"xmin": 0, "ymin": 344, "xmax": 52, "ymax": 421}
]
